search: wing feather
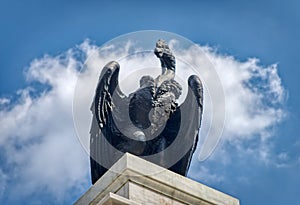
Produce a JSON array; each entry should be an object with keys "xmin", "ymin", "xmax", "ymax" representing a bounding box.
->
[
  {"xmin": 90, "ymin": 61, "xmax": 124, "ymax": 184},
  {"xmin": 168, "ymin": 75, "xmax": 203, "ymax": 175}
]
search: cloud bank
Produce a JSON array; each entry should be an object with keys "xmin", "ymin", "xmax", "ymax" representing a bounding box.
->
[{"xmin": 0, "ymin": 39, "xmax": 285, "ymax": 204}]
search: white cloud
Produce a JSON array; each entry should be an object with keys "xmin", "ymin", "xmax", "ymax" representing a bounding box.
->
[
  {"xmin": 0, "ymin": 169, "xmax": 7, "ymax": 199},
  {"xmin": 206, "ymin": 52, "xmax": 284, "ymax": 140},
  {"xmin": 0, "ymin": 98, "xmax": 10, "ymax": 105},
  {"xmin": 0, "ymin": 39, "xmax": 286, "ymax": 203},
  {"xmin": 188, "ymin": 165, "xmax": 224, "ymax": 184},
  {"xmin": 273, "ymin": 152, "xmax": 298, "ymax": 168},
  {"xmin": 278, "ymin": 152, "xmax": 288, "ymax": 160},
  {"xmin": 191, "ymin": 47, "xmax": 286, "ymax": 165},
  {"xmin": 0, "ymin": 43, "xmax": 90, "ymax": 203}
]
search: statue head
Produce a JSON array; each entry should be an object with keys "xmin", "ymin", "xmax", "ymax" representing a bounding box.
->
[
  {"xmin": 154, "ymin": 39, "xmax": 169, "ymax": 58},
  {"xmin": 139, "ymin": 75, "xmax": 155, "ymax": 87}
]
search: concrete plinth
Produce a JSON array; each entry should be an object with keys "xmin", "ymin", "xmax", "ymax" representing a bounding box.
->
[{"xmin": 74, "ymin": 153, "xmax": 239, "ymax": 205}]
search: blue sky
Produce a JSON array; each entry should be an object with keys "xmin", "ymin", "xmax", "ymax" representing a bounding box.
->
[{"xmin": 0, "ymin": 0, "xmax": 300, "ymax": 204}]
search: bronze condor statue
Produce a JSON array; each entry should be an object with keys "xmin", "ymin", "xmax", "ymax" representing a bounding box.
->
[{"xmin": 90, "ymin": 39, "xmax": 203, "ymax": 184}]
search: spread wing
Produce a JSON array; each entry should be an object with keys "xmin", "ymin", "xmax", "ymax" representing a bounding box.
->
[
  {"xmin": 168, "ymin": 75, "xmax": 203, "ymax": 175},
  {"xmin": 90, "ymin": 61, "xmax": 126, "ymax": 184},
  {"xmin": 90, "ymin": 60, "xmax": 203, "ymax": 182}
]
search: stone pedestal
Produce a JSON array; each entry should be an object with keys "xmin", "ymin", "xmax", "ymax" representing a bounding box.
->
[{"xmin": 74, "ymin": 153, "xmax": 239, "ymax": 205}]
